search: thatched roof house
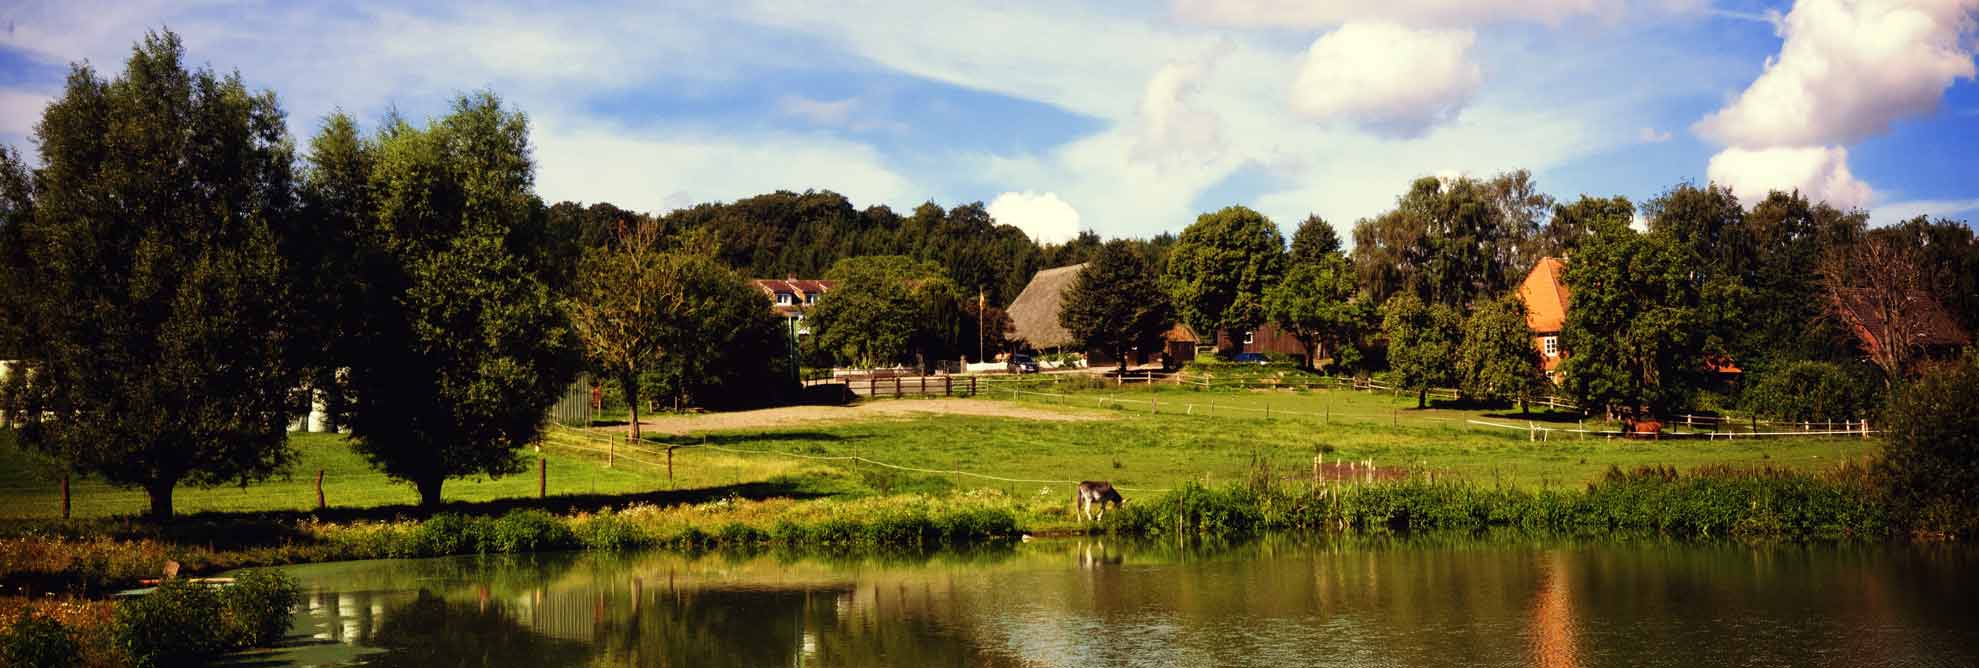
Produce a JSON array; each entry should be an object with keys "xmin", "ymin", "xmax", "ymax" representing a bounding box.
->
[
  {"xmin": 1006, "ymin": 263, "xmax": 1086, "ymax": 349},
  {"xmin": 1831, "ymin": 287, "xmax": 1971, "ymax": 355}
]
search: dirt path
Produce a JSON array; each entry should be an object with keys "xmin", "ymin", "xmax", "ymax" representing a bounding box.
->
[{"xmin": 614, "ymin": 398, "xmax": 1110, "ymax": 435}]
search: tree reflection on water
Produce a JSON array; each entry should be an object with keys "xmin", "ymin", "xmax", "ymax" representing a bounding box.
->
[{"xmin": 364, "ymin": 590, "xmax": 593, "ymax": 668}]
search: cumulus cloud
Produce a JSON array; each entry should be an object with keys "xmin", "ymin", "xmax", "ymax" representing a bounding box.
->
[
  {"xmin": 1868, "ymin": 197, "xmax": 1979, "ymax": 223},
  {"xmin": 1694, "ymin": 0, "xmax": 1979, "ymax": 147},
  {"xmin": 1135, "ymin": 61, "xmax": 1227, "ymax": 161},
  {"xmin": 1288, "ymin": 23, "xmax": 1483, "ymax": 138},
  {"xmin": 987, "ymin": 191, "xmax": 1084, "ymax": 244},
  {"xmin": 1172, "ymin": 0, "xmax": 1641, "ymax": 28},
  {"xmin": 1704, "ymin": 145, "xmax": 1873, "ymax": 209}
]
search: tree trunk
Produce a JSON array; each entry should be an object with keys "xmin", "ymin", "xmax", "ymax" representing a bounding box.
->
[
  {"xmin": 146, "ymin": 479, "xmax": 175, "ymax": 521},
  {"xmin": 624, "ymin": 370, "xmax": 642, "ymax": 446},
  {"xmin": 1417, "ymin": 387, "xmax": 1428, "ymax": 409},
  {"xmin": 1520, "ymin": 396, "xmax": 1530, "ymax": 415},
  {"xmin": 416, "ymin": 477, "xmax": 444, "ymax": 510}
]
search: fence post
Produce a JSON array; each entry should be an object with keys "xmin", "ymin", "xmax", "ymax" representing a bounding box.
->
[
  {"xmin": 315, "ymin": 470, "xmax": 326, "ymax": 510},
  {"xmin": 666, "ymin": 446, "xmax": 674, "ymax": 485},
  {"xmin": 1313, "ymin": 453, "xmax": 1322, "ymax": 487},
  {"xmin": 895, "ymin": 376, "xmax": 902, "ymax": 398},
  {"xmin": 538, "ymin": 459, "xmax": 547, "ymax": 499},
  {"xmin": 61, "ymin": 475, "xmax": 70, "ymax": 520}
]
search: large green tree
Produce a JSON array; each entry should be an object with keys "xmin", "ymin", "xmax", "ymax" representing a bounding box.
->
[
  {"xmin": 330, "ymin": 93, "xmax": 582, "ymax": 509},
  {"xmin": 1457, "ymin": 294, "xmax": 1542, "ymax": 411},
  {"xmin": 809, "ymin": 255, "xmax": 960, "ymax": 368},
  {"xmin": 566, "ymin": 221, "xmax": 678, "ymax": 446},
  {"xmin": 1381, "ymin": 293, "xmax": 1463, "ymax": 408},
  {"xmin": 1556, "ymin": 224, "xmax": 1705, "ymax": 420},
  {"xmin": 1163, "ymin": 206, "xmax": 1286, "ymax": 345},
  {"xmin": 1288, "ymin": 214, "xmax": 1342, "ymax": 264},
  {"xmin": 0, "ymin": 32, "xmax": 309, "ymax": 519},
  {"xmin": 1060, "ymin": 240, "xmax": 1174, "ymax": 372},
  {"xmin": 1352, "ymin": 171, "xmax": 1547, "ymax": 308},
  {"xmin": 1264, "ymin": 254, "xmax": 1366, "ymax": 370}
]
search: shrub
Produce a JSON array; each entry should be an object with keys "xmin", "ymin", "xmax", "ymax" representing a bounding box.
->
[
  {"xmin": 1878, "ymin": 358, "xmax": 1979, "ymax": 537},
  {"xmin": 409, "ymin": 513, "xmax": 486, "ymax": 556},
  {"xmin": 572, "ymin": 511, "xmax": 651, "ymax": 551},
  {"xmin": 115, "ymin": 579, "xmax": 226, "ymax": 668},
  {"xmin": 220, "ymin": 569, "xmax": 300, "ymax": 647},
  {"xmin": 3, "ymin": 613, "xmax": 81, "ymax": 668},
  {"xmin": 485, "ymin": 510, "xmax": 577, "ymax": 553},
  {"xmin": 714, "ymin": 522, "xmax": 767, "ymax": 545},
  {"xmin": 1741, "ymin": 360, "xmax": 1879, "ymax": 422}
]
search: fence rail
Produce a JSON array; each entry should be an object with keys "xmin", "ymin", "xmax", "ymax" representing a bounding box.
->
[{"xmin": 838, "ymin": 375, "xmax": 979, "ymax": 399}]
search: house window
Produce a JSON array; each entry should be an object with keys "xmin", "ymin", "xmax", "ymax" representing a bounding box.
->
[
  {"xmin": 777, "ymin": 293, "xmax": 793, "ymax": 305},
  {"xmin": 806, "ymin": 294, "xmax": 818, "ymax": 305},
  {"xmin": 1243, "ymin": 331, "xmax": 1255, "ymax": 345},
  {"xmin": 1543, "ymin": 336, "xmax": 1558, "ymax": 357}
]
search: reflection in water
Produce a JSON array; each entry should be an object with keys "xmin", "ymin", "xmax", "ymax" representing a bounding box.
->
[{"xmin": 260, "ymin": 536, "xmax": 1979, "ymax": 668}]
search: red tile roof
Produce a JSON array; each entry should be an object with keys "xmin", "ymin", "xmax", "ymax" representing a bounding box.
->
[{"xmin": 1517, "ymin": 257, "xmax": 1570, "ymax": 334}]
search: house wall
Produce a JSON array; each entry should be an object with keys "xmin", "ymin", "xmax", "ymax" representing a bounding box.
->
[{"xmin": 1214, "ymin": 324, "xmax": 1308, "ymax": 358}]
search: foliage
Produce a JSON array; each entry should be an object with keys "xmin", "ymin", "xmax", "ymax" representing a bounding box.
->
[
  {"xmin": 115, "ymin": 579, "xmax": 226, "ymax": 668},
  {"xmin": 566, "ymin": 221, "xmax": 677, "ymax": 440},
  {"xmin": 1162, "ymin": 206, "xmax": 1286, "ymax": 340},
  {"xmin": 810, "ymin": 255, "xmax": 963, "ymax": 369},
  {"xmin": 1869, "ymin": 216, "xmax": 1979, "ymax": 335},
  {"xmin": 1287, "ymin": 214, "xmax": 1342, "ymax": 264},
  {"xmin": 3, "ymin": 613, "xmax": 80, "ymax": 668},
  {"xmin": 1740, "ymin": 361, "xmax": 1878, "ymax": 423},
  {"xmin": 1381, "ymin": 294, "xmax": 1463, "ymax": 407},
  {"xmin": 1558, "ymin": 224, "xmax": 1705, "ymax": 419},
  {"xmin": 0, "ymin": 31, "xmax": 309, "ymax": 519},
  {"xmin": 638, "ymin": 234, "xmax": 796, "ymax": 410},
  {"xmin": 1877, "ymin": 358, "xmax": 1979, "ymax": 537},
  {"xmin": 220, "ymin": 569, "xmax": 301, "ymax": 648},
  {"xmin": 1351, "ymin": 171, "xmax": 1554, "ymax": 307},
  {"xmin": 326, "ymin": 93, "xmax": 582, "ymax": 509},
  {"xmin": 1457, "ymin": 294, "xmax": 1542, "ymax": 408},
  {"xmin": 1060, "ymin": 240, "xmax": 1173, "ymax": 371},
  {"xmin": 1537, "ymin": 195, "xmax": 1632, "ymax": 259},
  {"xmin": 1264, "ymin": 254, "xmax": 1369, "ymax": 371}
]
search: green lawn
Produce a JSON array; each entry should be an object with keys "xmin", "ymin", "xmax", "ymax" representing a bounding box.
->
[{"xmin": 0, "ymin": 386, "xmax": 1881, "ymax": 521}]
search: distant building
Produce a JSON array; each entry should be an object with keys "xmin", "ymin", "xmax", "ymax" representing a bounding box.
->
[
  {"xmin": 1006, "ymin": 264, "xmax": 1085, "ymax": 352},
  {"xmin": 1516, "ymin": 257, "xmax": 1571, "ymax": 381},
  {"xmin": 1830, "ymin": 287, "xmax": 1971, "ymax": 363},
  {"xmin": 752, "ymin": 278, "xmax": 835, "ymax": 335}
]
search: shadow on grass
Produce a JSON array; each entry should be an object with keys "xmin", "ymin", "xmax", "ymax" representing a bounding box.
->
[{"xmin": 0, "ymin": 479, "xmax": 833, "ymax": 551}]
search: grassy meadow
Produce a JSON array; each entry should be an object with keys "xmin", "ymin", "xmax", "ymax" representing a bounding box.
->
[{"xmin": 0, "ymin": 384, "xmax": 1880, "ymax": 522}]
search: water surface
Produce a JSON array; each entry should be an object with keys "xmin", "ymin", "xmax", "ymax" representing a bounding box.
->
[{"xmin": 241, "ymin": 535, "xmax": 1979, "ymax": 667}]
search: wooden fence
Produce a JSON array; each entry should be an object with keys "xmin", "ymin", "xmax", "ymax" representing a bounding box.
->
[{"xmin": 841, "ymin": 375, "xmax": 979, "ymax": 398}]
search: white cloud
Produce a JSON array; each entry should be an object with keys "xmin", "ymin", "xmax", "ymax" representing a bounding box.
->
[
  {"xmin": 0, "ymin": 89, "xmax": 52, "ymax": 135},
  {"xmin": 1171, "ymin": 0, "xmax": 1654, "ymax": 28},
  {"xmin": 1704, "ymin": 145, "xmax": 1873, "ymax": 209},
  {"xmin": 987, "ymin": 191, "xmax": 1084, "ymax": 243},
  {"xmin": 776, "ymin": 95, "xmax": 858, "ymax": 125},
  {"xmin": 1288, "ymin": 23, "xmax": 1483, "ymax": 138},
  {"xmin": 1638, "ymin": 126, "xmax": 1673, "ymax": 142},
  {"xmin": 1694, "ymin": 0, "xmax": 1979, "ymax": 147},
  {"xmin": 1135, "ymin": 61, "xmax": 1227, "ymax": 160},
  {"xmin": 531, "ymin": 116, "xmax": 914, "ymax": 215},
  {"xmin": 1868, "ymin": 197, "xmax": 1979, "ymax": 223}
]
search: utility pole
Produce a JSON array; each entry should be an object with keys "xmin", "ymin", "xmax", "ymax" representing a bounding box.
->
[{"xmin": 978, "ymin": 287, "xmax": 986, "ymax": 364}]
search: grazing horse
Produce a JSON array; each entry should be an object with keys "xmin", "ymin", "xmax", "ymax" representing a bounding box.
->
[{"xmin": 1074, "ymin": 481, "xmax": 1125, "ymax": 522}]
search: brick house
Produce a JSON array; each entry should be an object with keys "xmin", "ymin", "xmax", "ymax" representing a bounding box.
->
[{"xmin": 1516, "ymin": 257, "xmax": 1571, "ymax": 382}]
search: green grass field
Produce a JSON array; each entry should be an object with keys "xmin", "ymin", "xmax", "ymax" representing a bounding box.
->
[{"xmin": 0, "ymin": 383, "xmax": 1881, "ymax": 521}]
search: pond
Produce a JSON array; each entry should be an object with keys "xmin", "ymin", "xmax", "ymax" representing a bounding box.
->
[{"xmin": 236, "ymin": 535, "xmax": 1979, "ymax": 667}]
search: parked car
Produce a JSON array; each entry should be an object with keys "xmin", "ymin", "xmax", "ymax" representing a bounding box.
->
[
  {"xmin": 1008, "ymin": 354, "xmax": 1041, "ymax": 374},
  {"xmin": 1231, "ymin": 352, "xmax": 1269, "ymax": 364}
]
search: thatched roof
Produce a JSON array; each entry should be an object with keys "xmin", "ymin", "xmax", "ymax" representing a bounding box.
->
[{"xmin": 1007, "ymin": 263, "xmax": 1086, "ymax": 349}]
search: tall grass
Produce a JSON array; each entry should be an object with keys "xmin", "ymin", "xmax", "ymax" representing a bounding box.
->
[{"xmin": 1116, "ymin": 464, "xmax": 1888, "ymax": 540}]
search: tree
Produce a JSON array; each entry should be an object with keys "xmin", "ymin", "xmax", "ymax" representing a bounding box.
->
[
  {"xmin": 1556, "ymin": 225, "xmax": 1705, "ymax": 420},
  {"xmin": 809, "ymin": 256, "xmax": 958, "ymax": 368},
  {"xmin": 1820, "ymin": 235, "xmax": 1935, "ymax": 385},
  {"xmin": 332, "ymin": 93, "xmax": 582, "ymax": 509},
  {"xmin": 1288, "ymin": 214, "xmax": 1342, "ymax": 264},
  {"xmin": 1264, "ymin": 254, "xmax": 1365, "ymax": 370},
  {"xmin": 649, "ymin": 243, "xmax": 794, "ymax": 410},
  {"xmin": 566, "ymin": 221, "xmax": 677, "ymax": 448},
  {"xmin": 0, "ymin": 32, "xmax": 309, "ymax": 519},
  {"xmin": 1535, "ymin": 195, "xmax": 1632, "ymax": 259},
  {"xmin": 1163, "ymin": 206, "xmax": 1286, "ymax": 346},
  {"xmin": 1457, "ymin": 295, "xmax": 1542, "ymax": 412},
  {"xmin": 1870, "ymin": 216, "xmax": 1979, "ymax": 334},
  {"xmin": 1351, "ymin": 171, "xmax": 1545, "ymax": 308},
  {"xmin": 1061, "ymin": 240, "xmax": 1173, "ymax": 372},
  {"xmin": 1878, "ymin": 355, "xmax": 1979, "ymax": 536},
  {"xmin": 1381, "ymin": 293, "xmax": 1463, "ymax": 408}
]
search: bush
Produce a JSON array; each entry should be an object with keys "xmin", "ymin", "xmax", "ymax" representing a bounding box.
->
[
  {"xmin": 485, "ymin": 510, "xmax": 577, "ymax": 553},
  {"xmin": 221, "ymin": 569, "xmax": 300, "ymax": 647},
  {"xmin": 572, "ymin": 511, "xmax": 652, "ymax": 551},
  {"xmin": 1742, "ymin": 360, "xmax": 1879, "ymax": 422},
  {"xmin": 1878, "ymin": 358, "xmax": 1979, "ymax": 537},
  {"xmin": 3, "ymin": 613, "xmax": 80, "ymax": 668},
  {"xmin": 409, "ymin": 513, "xmax": 486, "ymax": 556},
  {"xmin": 115, "ymin": 579, "xmax": 226, "ymax": 668}
]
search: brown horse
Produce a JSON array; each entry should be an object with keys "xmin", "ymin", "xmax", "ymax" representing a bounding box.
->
[{"xmin": 1074, "ymin": 481, "xmax": 1124, "ymax": 522}]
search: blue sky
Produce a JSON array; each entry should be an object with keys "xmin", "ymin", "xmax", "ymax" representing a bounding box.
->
[{"xmin": 1, "ymin": 0, "xmax": 1975, "ymax": 243}]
